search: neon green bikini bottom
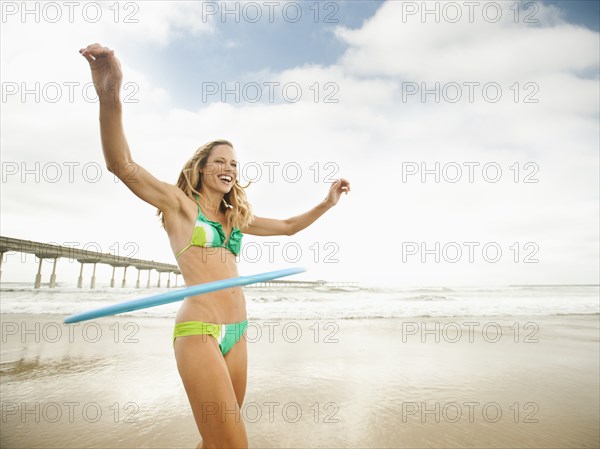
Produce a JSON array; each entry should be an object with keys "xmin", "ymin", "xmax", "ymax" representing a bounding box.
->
[{"xmin": 173, "ymin": 320, "xmax": 248, "ymax": 356}]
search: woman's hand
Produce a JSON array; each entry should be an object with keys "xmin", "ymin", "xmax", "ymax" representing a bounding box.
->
[
  {"xmin": 79, "ymin": 43, "xmax": 123, "ymax": 103},
  {"xmin": 324, "ymin": 178, "xmax": 351, "ymax": 207}
]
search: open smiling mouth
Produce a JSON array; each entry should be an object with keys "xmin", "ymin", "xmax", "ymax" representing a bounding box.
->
[{"xmin": 218, "ymin": 174, "xmax": 233, "ymax": 185}]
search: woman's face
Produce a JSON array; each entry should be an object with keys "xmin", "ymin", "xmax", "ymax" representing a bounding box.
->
[{"xmin": 200, "ymin": 144, "xmax": 238, "ymax": 194}]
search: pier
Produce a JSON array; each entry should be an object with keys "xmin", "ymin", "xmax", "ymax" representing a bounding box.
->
[
  {"xmin": 0, "ymin": 236, "xmax": 359, "ymax": 290},
  {"xmin": 0, "ymin": 236, "xmax": 180, "ymax": 289}
]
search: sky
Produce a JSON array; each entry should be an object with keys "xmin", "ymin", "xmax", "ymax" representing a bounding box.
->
[{"xmin": 1, "ymin": 0, "xmax": 599, "ymax": 288}]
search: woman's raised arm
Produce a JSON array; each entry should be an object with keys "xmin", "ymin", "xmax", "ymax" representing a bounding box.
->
[
  {"xmin": 80, "ymin": 43, "xmax": 182, "ymax": 214},
  {"xmin": 243, "ymin": 178, "xmax": 351, "ymax": 236}
]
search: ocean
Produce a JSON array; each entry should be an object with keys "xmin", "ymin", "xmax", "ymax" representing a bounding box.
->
[{"xmin": 1, "ymin": 283, "xmax": 598, "ymax": 320}]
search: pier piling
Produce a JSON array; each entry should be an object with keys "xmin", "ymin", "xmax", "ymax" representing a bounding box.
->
[{"xmin": 49, "ymin": 258, "xmax": 58, "ymax": 288}]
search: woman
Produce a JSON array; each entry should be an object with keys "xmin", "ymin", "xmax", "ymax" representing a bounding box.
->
[{"xmin": 80, "ymin": 43, "xmax": 351, "ymax": 449}]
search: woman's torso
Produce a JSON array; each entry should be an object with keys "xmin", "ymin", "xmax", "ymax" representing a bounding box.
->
[{"xmin": 164, "ymin": 194, "xmax": 246, "ymax": 325}]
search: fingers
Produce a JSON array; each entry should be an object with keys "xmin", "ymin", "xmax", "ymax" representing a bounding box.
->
[
  {"xmin": 329, "ymin": 178, "xmax": 351, "ymax": 197},
  {"xmin": 79, "ymin": 50, "xmax": 95, "ymax": 63},
  {"xmin": 335, "ymin": 178, "xmax": 351, "ymax": 193},
  {"xmin": 79, "ymin": 43, "xmax": 114, "ymax": 63}
]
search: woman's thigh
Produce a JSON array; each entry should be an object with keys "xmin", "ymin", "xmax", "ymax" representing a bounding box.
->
[
  {"xmin": 174, "ymin": 335, "xmax": 247, "ymax": 447},
  {"xmin": 224, "ymin": 334, "xmax": 248, "ymax": 407}
]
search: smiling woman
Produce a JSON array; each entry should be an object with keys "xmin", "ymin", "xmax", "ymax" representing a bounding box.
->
[
  {"xmin": 78, "ymin": 43, "xmax": 350, "ymax": 449},
  {"xmin": 161, "ymin": 139, "xmax": 254, "ymax": 257}
]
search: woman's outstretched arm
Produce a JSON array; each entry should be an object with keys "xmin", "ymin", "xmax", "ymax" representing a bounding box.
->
[
  {"xmin": 243, "ymin": 178, "xmax": 351, "ymax": 236},
  {"xmin": 80, "ymin": 43, "xmax": 182, "ymax": 214}
]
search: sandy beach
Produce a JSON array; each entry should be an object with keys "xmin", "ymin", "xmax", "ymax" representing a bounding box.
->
[{"xmin": 1, "ymin": 313, "xmax": 598, "ymax": 448}]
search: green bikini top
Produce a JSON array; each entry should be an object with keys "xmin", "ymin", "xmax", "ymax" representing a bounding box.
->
[{"xmin": 175, "ymin": 195, "xmax": 243, "ymax": 259}]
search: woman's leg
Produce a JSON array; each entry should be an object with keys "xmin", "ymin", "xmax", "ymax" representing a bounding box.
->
[
  {"xmin": 174, "ymin": 334, "xmax": 248, "ymax": 449},
  {"xmin": 224, "ymin": 332, "xmax": 248, "ymax": 407}
]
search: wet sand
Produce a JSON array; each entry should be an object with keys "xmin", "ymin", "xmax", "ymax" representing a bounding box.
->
[{"xmin": 1, "ymin": 313, "xmax": 598, "ymax": 448}]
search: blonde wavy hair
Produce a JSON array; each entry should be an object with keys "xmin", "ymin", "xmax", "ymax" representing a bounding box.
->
[{"xmin": 156, "ymin": 140, "xmax": 254, "ymax": 229}]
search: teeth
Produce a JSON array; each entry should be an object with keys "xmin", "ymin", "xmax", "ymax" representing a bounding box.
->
[{"xmin": 219, "ymin": 175, "xmax": 232, "ymax": 182}]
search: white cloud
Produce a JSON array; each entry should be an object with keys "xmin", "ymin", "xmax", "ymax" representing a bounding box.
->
[{"xmin": 334, "ymin": 1, "xmax": 599, "ymax": 81}]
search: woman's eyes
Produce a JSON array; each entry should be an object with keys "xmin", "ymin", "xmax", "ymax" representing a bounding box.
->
[{"xmin": 214, "ymin": 160, "xmax": 238, "ymax": 167}]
